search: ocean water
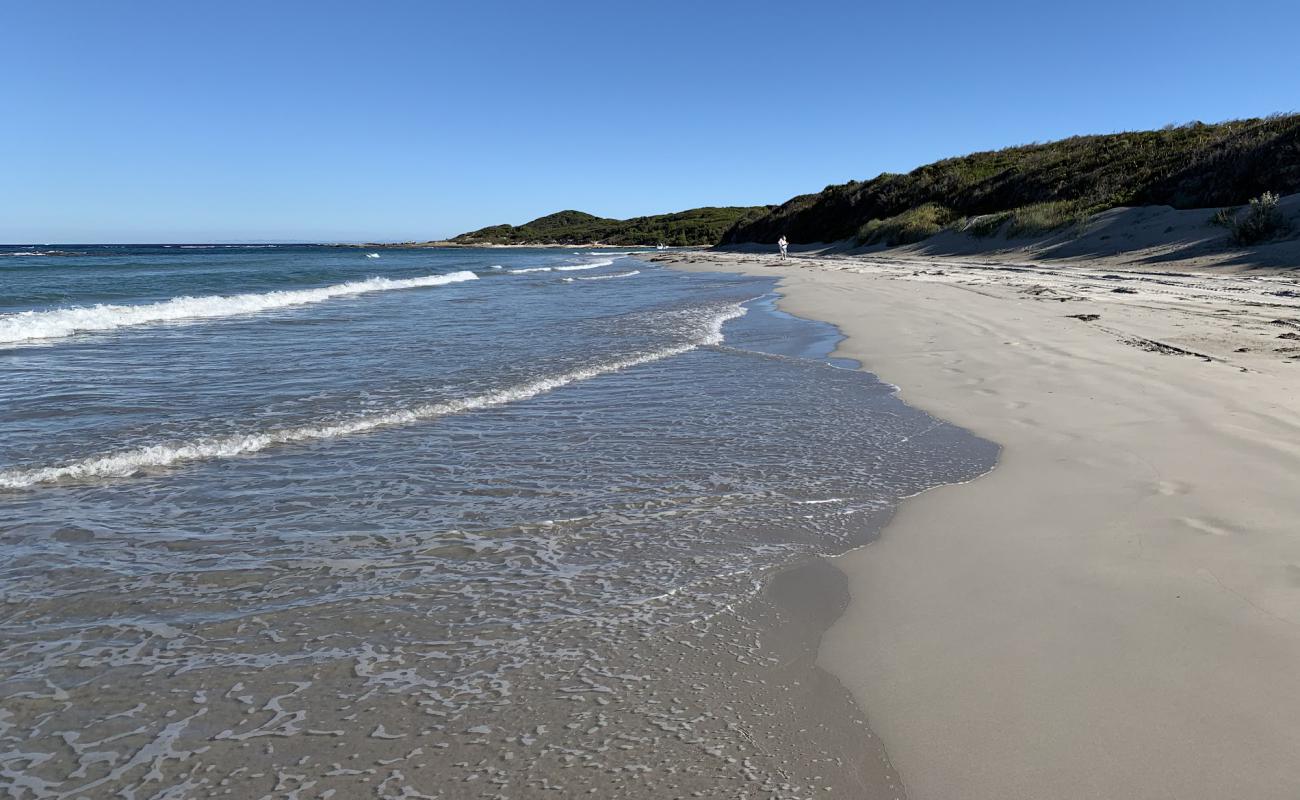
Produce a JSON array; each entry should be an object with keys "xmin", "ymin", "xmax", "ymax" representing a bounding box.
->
[{"xmin": 0, "ymin": 244, "xmax": 995, "ymax": 797}]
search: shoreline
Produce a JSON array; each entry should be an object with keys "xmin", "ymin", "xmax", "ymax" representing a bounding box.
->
[
  {"xmin": 338, "ymin": 242, "xmax": 678, "ymax": 249},
  {"xmin": 657, "ymin": 249, "xmax": 1300, "ymax": 798}
]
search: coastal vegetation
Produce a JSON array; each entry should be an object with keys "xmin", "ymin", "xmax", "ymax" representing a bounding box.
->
[
  {"xmin": 1220, "ymin": 191, "xmax": 1292, "ymax": 245},
  {"xmin": 452, "ymin": 206, "xmax": 770, "ymax": 246},
  {"xmin": 722, "ymin": 114, "xmax": 1300, "ymax": 246}
]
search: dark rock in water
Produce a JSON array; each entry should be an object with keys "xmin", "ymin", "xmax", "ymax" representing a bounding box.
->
[
  {"xmin": 1067, "ymin": 314, "xmax": 1101, "ymax": 321},
  {"xmin": 1278, "ymin": 332, "xmax": 1300, "ymax": 340},
  {"xmin": 1112, "ymin": 287, "xmax": 1138, "ymax": 294}
]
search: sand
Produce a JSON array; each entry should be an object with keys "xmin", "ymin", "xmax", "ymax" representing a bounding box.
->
[{"xmin": 656, "ymin": 247, "xmax": 1300, "ymax": 799}]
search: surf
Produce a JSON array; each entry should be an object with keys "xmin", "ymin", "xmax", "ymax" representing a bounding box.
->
[
  {"xmin": 554, "ymin": 258, "xmax": 616, "ymax": 272},
  {"xmin": 563, "ymin": 270, "xmax": 640, "ymax": 282},
  {"xmin": 0, "ymin": 271, "xmax": 479, "ymax": 344},
  {"xmin": 0, "ymin": 303, "xmax": 747, "ymax": 489},
  {"xmin": 508, "ymin": 257, "xmax": 618, "ymax": 275}
]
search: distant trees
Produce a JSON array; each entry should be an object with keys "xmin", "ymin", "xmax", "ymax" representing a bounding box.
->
[{"xmin": 451, "ymin": 207, "xmax": 772, "ymax": 246}]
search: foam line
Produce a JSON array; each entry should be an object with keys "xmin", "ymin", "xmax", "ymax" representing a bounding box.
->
[
  {"xmin": 563, "ymin": 270, "xmax": 640, "ymax": 282},
  {"xmin": 554, "ymin": 259, "xmax": 616, "ymax": 272},
  {"xmin": 509, "ymin": 258, "xmax": 617, "ymax": 275}
]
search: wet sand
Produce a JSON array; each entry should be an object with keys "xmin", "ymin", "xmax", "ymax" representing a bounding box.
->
[{"xmin": 659, "ymin": 249, "xmax": 1300, "ymax": 799}]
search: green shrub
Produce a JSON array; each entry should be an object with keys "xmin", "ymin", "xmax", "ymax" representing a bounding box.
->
[
  {"xmin": 1005, "ymin": 200, "xmax": 1089, "ymax": 238},
  {"xmin": 1229, "ymin": 191, "xmax": 1290, "ymax": 244},
  {"xmin": 857, "ymin": 203, "xmax": 953, "ymax": 246},
  {"xmin": 962, "ymin": 212, "xmax": 1011, "ymax": 238},
  {"xmin": 1208, "ymin": 207, "xmax": 1239, "ymax": 228}
]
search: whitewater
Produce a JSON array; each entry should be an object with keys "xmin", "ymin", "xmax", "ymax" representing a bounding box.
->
[
  {"xmin": 508, "ymin": 258, "xmax": 615, "ymax": 274},
  {"xmin": 0, "ymin": 270, "xmax": 478, "ymax": 344}
]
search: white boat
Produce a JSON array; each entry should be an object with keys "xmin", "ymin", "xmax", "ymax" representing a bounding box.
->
[{"xmin": 365, "ymin": 253, "xmax": 381, "ymax": 259}]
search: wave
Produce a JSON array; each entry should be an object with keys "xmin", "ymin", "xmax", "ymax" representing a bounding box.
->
[
  {"xmin": 0, "ymin": 271, "xmax": 479, "ymax": 345},
  {"xmin": 509, "ymin": 258, "xmax": 618, "ymax": 275},
  {"xmin": 554, "ymin": 258, "xmax": 616, "ymax": 272},
  {"xmin": 0, "ymin": 303, "xmax": 747, "ymax": 489},
  {"xmin": 563, "ymin": 270, "xmax": 640, "ymax": 283}
]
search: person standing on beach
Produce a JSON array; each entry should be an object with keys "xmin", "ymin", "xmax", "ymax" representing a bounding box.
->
[{"xmin": 778, "ymin": 235, "xmax": 788, "ymax": 259}]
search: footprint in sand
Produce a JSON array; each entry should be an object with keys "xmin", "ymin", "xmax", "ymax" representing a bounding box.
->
[
  {"xmin": 1154, "ymin": 480, "xmax": 1191, "ymax": 497},
  {"xmin": 1181, "ymin": 517, "xmax": 1234, "ymax": 536}
]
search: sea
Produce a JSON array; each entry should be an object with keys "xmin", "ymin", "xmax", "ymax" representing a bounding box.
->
[{"xmin": 0, "ymin": 244, "xmax": 995, "ymax": 798}]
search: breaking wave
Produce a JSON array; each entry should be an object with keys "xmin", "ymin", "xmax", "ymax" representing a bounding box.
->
[
  {"xmin": 508, "ymin": 258, "xmax": 617, "ymax": 275},
  {"xmin": 554, "ymin": 259, "xmax": 615, "ymax": 272},
  {"xmin": 0, "ymin": 271, "xmax": 479, "ymax": 344},
  {"xmin": 563, "ymin": 270, "xmax": 640, "ymax": 283}
]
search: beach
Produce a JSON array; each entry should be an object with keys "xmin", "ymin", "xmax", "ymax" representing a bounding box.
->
[
  {"xmin": 658, "ymin": 248, "xmax": 1300, "ymax": 799},
  {"xmin": 6, "ymin": 240, "xmax": 1299, "ymax": 798},
  {"xmin": 13, "ymin": 2, "xmax": 1300, "ymax": 796}
]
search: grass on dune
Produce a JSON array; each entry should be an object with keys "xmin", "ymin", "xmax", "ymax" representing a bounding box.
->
[{"xmin": 726, "ymin": 114, "xmax": 1300, "ymax": 247}]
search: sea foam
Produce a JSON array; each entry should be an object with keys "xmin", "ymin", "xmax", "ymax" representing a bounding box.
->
[
  {"xmin": 554, "ymin": 258, "xmax": 615, "ymax": 272},
  {"xmin": 0, "ymin": 303, "xmax": 746, "ymax": 489},
  {"xmin": 509, "ymin": 258, "xmax": 617, "ymax": 275},
  {"xmin": 563, "ymin": 270, "xmax": 640, "ymax": 282},
  {"xmin": 0, "ymin": 271, "xmax": 479, "ymax": 344}
]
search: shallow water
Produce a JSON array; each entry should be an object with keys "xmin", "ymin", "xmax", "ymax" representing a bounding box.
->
[{"xmin": 0, "ymin": 244, "xmax": 995, "ymax": 797}]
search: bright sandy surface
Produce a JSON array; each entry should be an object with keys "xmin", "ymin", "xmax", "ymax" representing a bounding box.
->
[{"xmin": 662, "ymin": 249, "xmax": 1300, "ymax": 800}]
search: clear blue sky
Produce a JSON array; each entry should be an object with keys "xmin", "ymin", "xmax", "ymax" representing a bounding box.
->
[{"xmin": 4, "ymin": 0, "xmax": 1297, "ymax": 243}]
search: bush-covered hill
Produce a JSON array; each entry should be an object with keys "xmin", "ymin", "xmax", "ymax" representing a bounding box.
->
[
  {"xmin": 723, "ymin": 114, "xmax": 1300, "ymax": 246},
  {"xmin": 452, "ymin": 206, "xmax": 770, "ymax": 247}
]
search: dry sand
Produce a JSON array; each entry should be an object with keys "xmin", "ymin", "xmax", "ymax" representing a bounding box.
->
[{"xmin": 656, "ymin": 245, "xmax": 1300, "ymax": 799}]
